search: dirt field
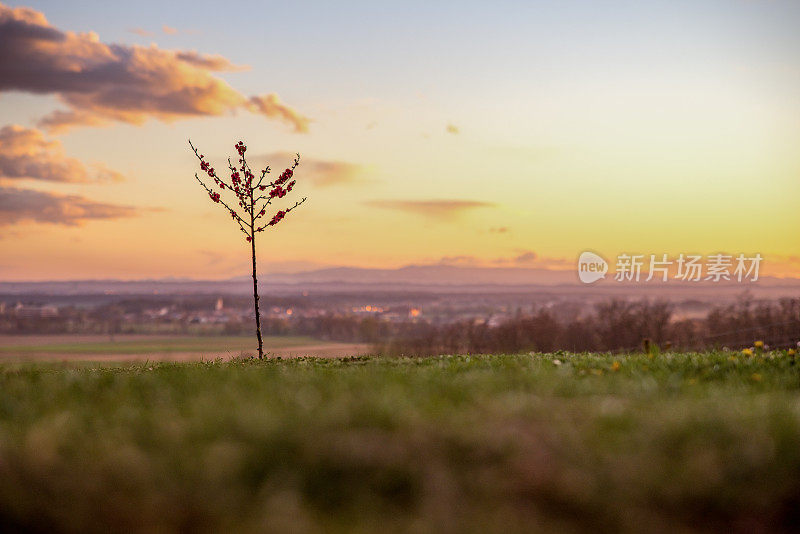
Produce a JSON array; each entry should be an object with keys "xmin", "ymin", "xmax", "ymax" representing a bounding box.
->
[{"xmin": 0, "ymin": 335, "xmax": 371, "ymax": 361}]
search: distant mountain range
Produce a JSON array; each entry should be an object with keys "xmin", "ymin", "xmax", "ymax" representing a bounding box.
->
[
  {"xmin": 2, "ymin": 264, "xmax": 800, "ymax": 298},
  {"xmin": 231, "ymin": 265, "xmax": 580, "ymax": 286}
]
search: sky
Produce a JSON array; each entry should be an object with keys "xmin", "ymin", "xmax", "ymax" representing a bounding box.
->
[{"xmin": 0, "ymin": 0, "xmax": 798, "ymax": 280}]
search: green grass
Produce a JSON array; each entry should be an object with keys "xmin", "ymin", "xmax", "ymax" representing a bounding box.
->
[
  {"xmin": 0, "ymin": 335, "xmax": 318, "ymax": 355},
  {"xmin": 1, "ymin": 351, "xmax": 800, "ymax": 533}
]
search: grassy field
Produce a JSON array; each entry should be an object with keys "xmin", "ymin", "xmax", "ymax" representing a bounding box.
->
[
  {"xmin": 0, "ymin": 335, "xmax": 369, "ymax": 360},
  {"xmin": 1, "ymin": 351, "xmax": 799, "ymax": 533}
]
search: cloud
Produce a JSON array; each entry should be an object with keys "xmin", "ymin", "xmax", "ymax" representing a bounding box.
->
[
  {"xmin": 437, "ymin": 255, "xmax": 480, "ymax": 266},
  {"xmin": 365, "ymin": 199, "xmax": 494, "ymax": 219},
  {"xmin": 760, "ymin": 254, "xmax": 800, "ymax": 278},
  {"xmin": 306, "ymin": 160, "xmax": 366, "ymax": 186},
  {"xmin": 130, "ymin": 26, "xmax": 199, "ymax": 38},
  {"xmin": 175, "ymin": 51, "xmax": 245, "ymax": 71},
  {"xmin": 445, "ymin": 123, "xmax": 460, "ymax": 135},
  {"xmin": 129, "ymin": 27, "xmax": 153, "ymax": 37},
  {"xmin": 0, "ymin": 3, "xmax": 309, "ymax": 133},
  {"xmin": 197, "ymin": 249, "xmax": 238, "ymax": 269},
  {"xmin": 492, "ymin": 250, "xmax": 538, "ymax": 265},
  {"xmin": 247, "ymin": 95, "xmax": 310, "ymax": 133},
  {"xmin": 0, "ymin": 125, "xmax": 123, "ymax": 182},
  {"xmin": 431, "ymin": 252, "xmax": 572, "ymax": 270},
  {"xmin": 513, "ymin": 251, "xmax": 538, "ymax": 264},
  {"xmin": 0, "ymin": 186, "xmax": 138, "ymax": 226},
  {"xmin": 256, "ymin": 152, "xmax": 369, "ymax": 187},
  {"xmin": 496, "ymin": 251, "xmax": 570, "ymax": 268},
  {"xmin": 531, "ymin": 256, "xmax": 573, "ymax": 269}
]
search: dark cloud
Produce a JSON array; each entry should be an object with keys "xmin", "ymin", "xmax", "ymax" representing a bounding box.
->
[
  {"xmin": 365, "ymin": 199, "xmax": 494, "ymax": 219},
  {"xmin": 0, "ymin": 125, "xmax": 123, "ymax": 183},
  {"xmin": 0, "ymin": 186, "xmax": 138, "ymax": 226},
  {"xmin": 0, "ymin": 3, "xmax": 309, "ymax": 133}
]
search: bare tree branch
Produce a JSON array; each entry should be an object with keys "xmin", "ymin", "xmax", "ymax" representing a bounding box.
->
[
  {"xmin": 193, "ymin": 173, "xmax": 249, "ymax": 233},
  {"xmin": 188, "ymin": 139, "xmax": 235, "ymax": 191}
]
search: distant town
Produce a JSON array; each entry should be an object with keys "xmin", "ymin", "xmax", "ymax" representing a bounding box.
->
[
  {"xmin": 1, "ymin": 289, "xmax": 536, "ymax": 336},
  {"xmin": 2, "ymin": 274, "xmax": 799, "ymax": 355}
]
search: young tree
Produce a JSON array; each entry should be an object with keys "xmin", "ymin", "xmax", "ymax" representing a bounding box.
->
[{"xmin": 188, "ymin": 140, "xmax": 306, "ymax": 359}]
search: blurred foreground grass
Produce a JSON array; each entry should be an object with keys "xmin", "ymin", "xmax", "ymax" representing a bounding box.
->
[{"xmin": 1, "ymin": 352, "xmax": 800, "ymax": 533}]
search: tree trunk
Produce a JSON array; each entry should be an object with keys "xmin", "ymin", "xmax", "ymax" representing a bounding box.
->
[{"xmin": 250, "ymin": 223, "xmax": 264, "ymax": 359}]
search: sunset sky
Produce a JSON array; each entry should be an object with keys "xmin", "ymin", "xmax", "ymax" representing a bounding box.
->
[{"xmin": 1, "ymin": 0, "xmax": 798, "ymax": 280}]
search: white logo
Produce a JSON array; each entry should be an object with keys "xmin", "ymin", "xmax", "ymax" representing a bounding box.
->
[{"xmin": 578, "ymin": 251, "xmax": 608, "ymax": 284}]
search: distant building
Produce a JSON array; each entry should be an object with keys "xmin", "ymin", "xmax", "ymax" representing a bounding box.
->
[
  {"xmin": 352, "ymin": 305, "xmax": 385, "ymax": 314},
  {"xmin": 14, "ymin": 302, "xmax": 59, "ymax": 318},
  {"xmin": 215, "ymin": 298, "xmax": 224, "ymax": 311}
]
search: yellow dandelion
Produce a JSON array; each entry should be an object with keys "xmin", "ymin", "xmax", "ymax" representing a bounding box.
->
[
  {"xmin": 751, "ymin": 373, "xmax": 762, "ymax": 382},
  {"xmin": 788, "ymin": 349, "xmax": 797, "ymax": 357},
  {"xmin": 754, "ymin": 340, "xmax": 764, "ymax": 349},
  {"xmin": 742, "ymin": 348, "xmax": 753, "ymax": 357},
  {"xmin": 611, "ymin": 361, "xmax": 621, "ymax": 372}
]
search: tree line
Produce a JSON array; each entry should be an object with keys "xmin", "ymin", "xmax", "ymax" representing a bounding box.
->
[{"xmin": 376, "ymin": 298, "xmax": 800, "ymax": 356}]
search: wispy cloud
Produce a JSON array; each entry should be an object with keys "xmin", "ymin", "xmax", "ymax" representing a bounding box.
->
[
  {"xmin": 246, "ymin": 95, "xmax": 310, "ymax": 133},
  {"xmin": 433, "ymin": 251, "xmax": 572, "ymax": 270},
  {"xmin": 0, "ymin": 125, "xmax": 123, "ymax": 183},
  {"xmin": 442, "ymin": 251, "xmax": 538, "ymax": 267},
  {"xmin": 174, "ymin": 51, "xmax": 246, "ymax": 71},
  {"xmin": 511, "ymin": 251, "xmax": 537, "ymax": 264},
  {"xmin": 493, "ymin": 250, "xmax": 572, "ymax": 269},
  {"xmin": 0, "ymin": 3, "xmax": 309, "ymax": 133},
  {"xmin": 0, "ymin": 186, "xmax": 138, "ymax": 226},
  {"xmin": 196, "ymin": 249, "xmax": 243, "ymax": 270},
  {"xmin": 365, "ymin": 199, "xmax": 494, "ymax": 220},
  {"xmin": 129, "ymin": 26, "xmax": 196, "ymax": 38},
  {"xmin": 257, "ymin": 152, "xmax": 370, "ymax": 187},
  {"xmin": 129, "ymin": 27, "xmax": 153, "ymax": 37},
  {"xmin": 436, "ymin": 255, "xmax": 480, "ymax": 266}
]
